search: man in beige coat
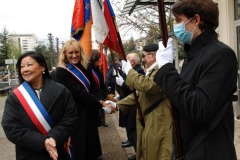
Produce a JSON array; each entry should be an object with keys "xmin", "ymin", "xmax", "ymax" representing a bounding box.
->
[{"xmin": 117, "ymin": 44, "xmax": 173, "ymax": 160}]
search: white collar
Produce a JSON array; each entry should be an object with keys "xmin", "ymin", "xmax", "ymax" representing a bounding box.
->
[{"xmin": 145, "ymin": 62, "xmax": 157, "ymax": 76}]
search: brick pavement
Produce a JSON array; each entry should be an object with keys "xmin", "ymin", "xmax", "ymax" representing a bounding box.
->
[
  {"xmin": 0, "ymin": 95, "xmax": 15, "ymax": 159},
  {"xmin": 97, "ymin": 113, "xmax": 129, "ymax": 160},
  {"xmin": 234, "ymin": 118, "xmax": 240, "ymax": 160}
]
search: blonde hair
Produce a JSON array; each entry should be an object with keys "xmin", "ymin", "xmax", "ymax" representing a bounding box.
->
[{"xmin": 58, "ymin": 39, "xmax": 89, "ymax": 69}]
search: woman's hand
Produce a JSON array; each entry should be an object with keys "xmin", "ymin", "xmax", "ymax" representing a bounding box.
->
[{"xmin": 45, "ymin": 137, "xmax": 58, "ymax": 160}]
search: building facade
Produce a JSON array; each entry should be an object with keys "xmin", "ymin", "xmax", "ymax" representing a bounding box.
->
[
  {"xmin": 215, "ymin": 0, "xmax": 240, "ymax": 117},
  {"xmin": 135, "ymin": 39, "xmax": 146, "ymax": 51},
  {"xmin": 8, "ymin": 33, "xmax": 38, "ymax": 54}
]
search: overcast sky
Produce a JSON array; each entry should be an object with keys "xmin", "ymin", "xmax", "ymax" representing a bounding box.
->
[{"xmin": 0, "ymin": 0, "xmax": 76, "ymax": 42}]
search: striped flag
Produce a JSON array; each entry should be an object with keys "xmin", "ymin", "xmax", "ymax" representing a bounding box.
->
[
  {"xmin": 103, "ymin": 0, "xmax": 125, "ymax": 60},
  {"xmin": 71, "ymin": 0, "xmax": 92, "ymax": 56},
  {"xmin": 91, "ymin": 0, "xmax": 109, "ymax": 44},
  {"xmin": 99, "ymin": 44, "xmax": 108, "ymax": 81},
  {"xmin": 71, "ymin": 0, "xmax": 125, "ymax": 59}
]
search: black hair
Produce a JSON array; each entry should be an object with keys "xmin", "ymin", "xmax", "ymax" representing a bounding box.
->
[
  {"xmin": 16, "ymin": 51, "xmax": 51, "ymax": 84},
  {"xmin": 172, "ymin": 0, "xmax": 219, "ymax": 30}
]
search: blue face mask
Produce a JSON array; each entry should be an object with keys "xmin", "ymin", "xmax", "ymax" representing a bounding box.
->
[{"xmin": 173, "ymin": 18, "xmax": 197, "ymax": 45}]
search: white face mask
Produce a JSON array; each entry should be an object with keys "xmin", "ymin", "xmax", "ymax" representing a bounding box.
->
[{"xmin": 173, "ymin": 17, "xmax": 197, "ymax": 45}]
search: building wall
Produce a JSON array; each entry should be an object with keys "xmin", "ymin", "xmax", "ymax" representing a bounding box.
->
[
  {"xmin": 217, "ymin": 0, "xmax": 235, "ymax": 49},
  {"xmin": 8, "ymin": 34, "xmax": 38, "ymax": 54},
  {"xmin": 218, "ymin": 0, "xmax": 240, "ymax": 117}
]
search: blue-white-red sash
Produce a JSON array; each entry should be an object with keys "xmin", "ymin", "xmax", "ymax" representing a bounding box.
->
[
  {"xmin": 92, "ymin": 69, "xmax": 100, "ymax": 89},
  {"xmin": 66, "ymin": 63, "xmax": 91, "ymax": 92},
  {"xmin": 13, "ymin": 81, "xmax": 54, "ymax": 135}
]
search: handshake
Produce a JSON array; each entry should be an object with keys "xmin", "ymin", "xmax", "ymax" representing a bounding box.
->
[{"xmin": 101, "ymin": 100, "xmax": 118, "ymax": 114}]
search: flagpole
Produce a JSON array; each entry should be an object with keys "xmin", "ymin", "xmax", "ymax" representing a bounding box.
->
[
  {"xmin": 116, "ymin": 32, "xmax": 126, "ymax": 61},
  {"xmin": 157, "ymin": 0, "xmax": 168, "ymax": 48}
]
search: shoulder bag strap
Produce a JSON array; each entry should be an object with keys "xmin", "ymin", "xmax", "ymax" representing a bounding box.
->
[{"xmin": 143, "ymin": 97, "xmax": 165, "ymax": 118}]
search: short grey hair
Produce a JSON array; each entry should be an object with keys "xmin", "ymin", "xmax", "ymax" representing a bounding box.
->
[{"xmin": 127, "ymin": 53, "xmax": 140, "ymax": 64}]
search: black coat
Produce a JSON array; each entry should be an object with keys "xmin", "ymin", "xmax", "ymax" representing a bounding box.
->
[
  {"xmin": 154, "ymin": 30, "xmax": 237, "ymax": 160},
  {"xmin": 1, "ymin": 78, "xmax": 78, "ymax": 160},
  {"xmin": 106, "ymin": 66, "xmax": 116, "ymax": 94},
  {"xmin": 92, "ymin": 66, "xmax": 108, "ymax": 100},
  {"xmin": 55, "ymin": 64, "xmax": 102, "ymax": 160},
  {"xmin": 117, "ymin": 64, "xmax": 145, "ymax": 128}
]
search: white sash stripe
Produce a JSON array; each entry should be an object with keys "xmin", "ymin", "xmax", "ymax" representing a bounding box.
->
[{"xmin": 18, "ymin": 85, "xmax": 51, "ymax": 132}]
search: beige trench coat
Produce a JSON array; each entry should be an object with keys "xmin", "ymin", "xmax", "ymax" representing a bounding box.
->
[{"xmin": 117, "ymin": 66, "xmax": 172, "ymax": 160}]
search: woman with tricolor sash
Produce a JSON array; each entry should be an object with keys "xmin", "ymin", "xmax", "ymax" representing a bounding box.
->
[
  {"xmin": 89, "ymin": 49, "xmax": 118, "ymax": 128},
  {"xmin": 54, "ymin": 39, "xmax": 116, "ymax": 160},
  {"xmin": 1, "ymin": 51, "xmax": 78, "ymax": 160}
]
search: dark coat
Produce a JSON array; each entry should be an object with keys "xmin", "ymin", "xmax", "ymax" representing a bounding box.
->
[
  {"xmin": 1, "ymin": 78, "xmax": 78, "ymax": 160},
  {"xmin": 91, "ymin": 66, "xmax": 108, "ymax": 127},
  {"xmin": 117, "ymin": 64, "xmax": 145, "ymax": 128},
  {"xmin": 92, "ymin": 66, "xmax": 108, "ymax": 100},
  {"xmin": 106, "ymin": 65, "xmax": 116, "ymax": 94},
  {"xmin": 55, "ymin": 64, "xmax": 103, "ymax": 160},
  {"xmin": 154, "ymin": 30, "xmax": 237, "ymax": 160}
]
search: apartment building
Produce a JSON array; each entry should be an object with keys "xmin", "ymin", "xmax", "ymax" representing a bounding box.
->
[{"xmin": 8, "ymin": 33, "xmax": 38, "ymax": 54}]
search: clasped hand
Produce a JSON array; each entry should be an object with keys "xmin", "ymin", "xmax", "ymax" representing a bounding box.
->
[
  {"xmin": 100, "ymin": 100, "xmax": 118, "ymax": 113},
  {"xmin": 45, "ymin": 137, "xmax": 58, "ymax": 160}
]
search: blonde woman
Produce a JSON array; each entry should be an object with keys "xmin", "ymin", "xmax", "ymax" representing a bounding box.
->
[{"xmin": 55, "ymin": 39, "xmax": 107, "ymax": 160}]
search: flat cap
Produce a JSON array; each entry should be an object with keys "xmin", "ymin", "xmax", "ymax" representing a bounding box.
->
[{"xmin": 143, "ymin": 44, "xmax": 159, "ymax": 52}]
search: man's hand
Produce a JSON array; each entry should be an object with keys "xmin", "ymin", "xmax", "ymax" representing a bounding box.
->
[
  {"xmin": 116, "ymin": 74, "xmax": 124, "ymax": 86},
  {"xmin": 102, "ymin": 100, "xmax": 118, "ymax": 113},
  {"xmin": 156, "ymin": 37, "xmax": 173, "ymax": 68},
  {"xmin": 121, "ymin": 60, "xmax": 132, "ymax": 75},
  {"xmin": 103, "ymin": 106, "xmax": 112, "ymax": 113}
]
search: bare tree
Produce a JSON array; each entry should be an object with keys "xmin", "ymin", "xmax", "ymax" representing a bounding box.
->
[{"xmin": 112, "ymin": 0, "xmax": 173, "ymax": 41}]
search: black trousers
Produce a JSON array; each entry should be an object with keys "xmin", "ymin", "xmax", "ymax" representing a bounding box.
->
[{"xmin": 126, "ymin": 126, "xmax": 137, "ymax": 150}]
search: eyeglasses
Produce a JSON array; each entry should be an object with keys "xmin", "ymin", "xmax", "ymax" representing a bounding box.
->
[{"xmin": 142, "ymin": 52, "xmax": 154, "ymax": 59}]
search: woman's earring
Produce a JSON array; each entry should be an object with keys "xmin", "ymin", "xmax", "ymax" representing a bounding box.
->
[{"xmin": 43, "ymin": 71, "xmax": 45, "ymax": 74}]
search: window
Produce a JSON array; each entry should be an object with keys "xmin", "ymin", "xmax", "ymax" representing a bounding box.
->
[{"xmin": 234, "ymin": 0, "xmax": 240, "ymax": 20}]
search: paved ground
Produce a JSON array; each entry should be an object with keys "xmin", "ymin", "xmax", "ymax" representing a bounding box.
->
[
  {"xmin": 0, "ymin": 95, "xmax": 15, "ymax": 159},
  {"xmin": 98, "ymin": 113, "xmax": 135, "ymax": 160},
  {"xmin": 234, "ymin": 117, "xmax": 240, "ymax": 160},
  {"xmin": 0, "ymin": 94, "xmax": 239, "ymax": 159}
]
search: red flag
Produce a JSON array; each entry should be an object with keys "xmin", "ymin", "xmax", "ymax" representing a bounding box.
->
[
  {"xmin": 103, "ymin": 0, "xmax": 125, "ymax": 60},
  {"xmin": 71, "ymin": 0, "xmax": 92, "ymax": 56},
  {"xmin": 99, "ymin": 44, "xmax": 108, "ymax": 82}
]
